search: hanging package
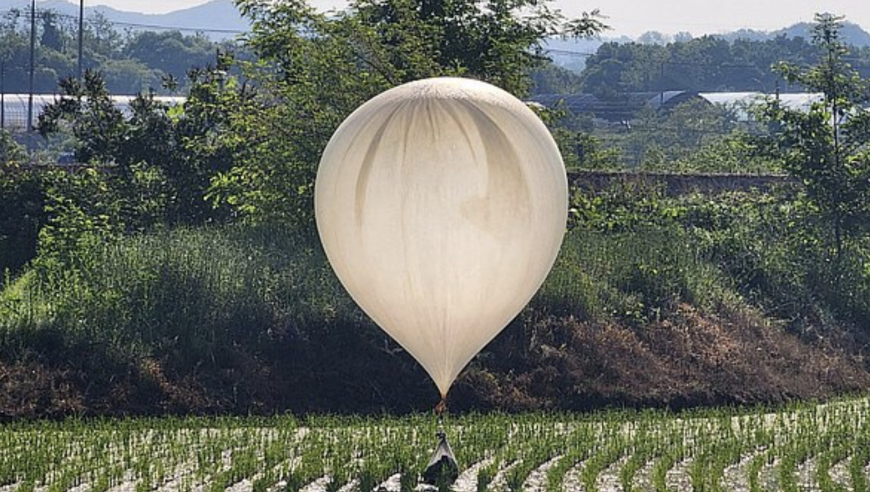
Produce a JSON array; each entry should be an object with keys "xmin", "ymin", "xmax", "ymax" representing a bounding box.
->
[{"xmin": 422, "ymin": 431, "xmax": 459, "ymax": 485}]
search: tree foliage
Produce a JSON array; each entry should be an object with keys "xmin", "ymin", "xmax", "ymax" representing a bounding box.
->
[
  {"xmin": 579, "ymin": 33, "xmax": 870, "ymax": 95},
  {"xmin": 8, "ymin": 0, "xmax": 608, "ymax": 272},
  {"xmin": 209, "ymin": 0, "xmax": 606, "ymax": 227},
  {"xmin": 758, "ymin": 13, "xmax": 870, "ymax": 262},
  {"xmin": 124, "ymin": 31, "xmax": 218, "ymax": 84},
  {"xmin": 1, "ymin": 131, "xmax": 44, "ymax": 275},
  {"xmin": 35, "ymin": 59, "xmax": 248, "ymax": 239},
  {"xmin": 0, "ymin": 8, "xmax": 229, "ymax": 95}
]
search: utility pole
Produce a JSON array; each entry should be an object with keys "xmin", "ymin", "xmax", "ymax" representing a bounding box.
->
[
  {"xmin": 1, "ymin": 61, "xmax": 5, "ymax": 131},
  {"xmin": 27, "ymin": 0, "xmax": 36, "ymax": 132},
  {"xmin": 659, "ymin": 61, "xmax": 665, "ymax": 106},
  {"xmin": 78, "ymin": 0, "xmax": 84, "ymax": 78}
]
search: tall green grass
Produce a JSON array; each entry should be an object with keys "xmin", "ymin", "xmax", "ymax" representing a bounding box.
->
[
  {"xmin": 3, "ymin": 190, "xmax": 868, "ymax": 364},
  {"xmin": 0, "ymin": 224, "xmax": 353, "ymax": 367},
  {"xmin": 0, "ymin": 195, "xmax": 749, "ymax": 368},
  {"xmin": 554, "ymin": 185, "xmax": 870, "ymax": 334},
  {"xmin": 3, "ymin": 186, "xmax": 870, "ymax": 416},
  {"xmin": 534, "ymin": 226, "xmax": 736, "ymax": 325}
]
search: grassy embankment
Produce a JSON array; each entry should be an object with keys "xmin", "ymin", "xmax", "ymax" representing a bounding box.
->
[{"xmin": 1, "ymin": 184, "xmax": 870, "ymax": 417}]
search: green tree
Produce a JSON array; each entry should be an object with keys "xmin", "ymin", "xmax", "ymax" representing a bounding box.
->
[
  {"xmin": 99, "ymin": 58, "xmax": 162, "ymax": 93},
  {"xmin": 210, "ymin": 0, "xmax": 606, "ymax": 227},
  {"xmin": 40, "ymin": 10, "xmax": 65, "ymax": 52},
  {"xmin": 38, "ymin": 71, "xmax": 129, "ymax": 164},
  {"xmin": 123, "ymin": 31, "xmax": 218, "ymax": 85},
  {"xmin": 759, "ymin": 13, "xmax": 870, "ymax": 263},
  {"xmin": 578, "ymin": 33, "xmax": 850, "ymax": 94},
  {"xmin": 0, "ymin": 130, "xmax": 26, "ymax": 165},
  {"xmin": 0, "ymin": 9, "xmax": 236, "ymax": 97},
  {"xmin": 37, "ymin": 62, "xmax": 244, "ymax": 230},
  {"xmin": 530, "ymin": 61, "xmax": 584, "ymax": 95},
  {"xmin": 1, "ymin": 131, "xmax": 45, "ymax": 275}
]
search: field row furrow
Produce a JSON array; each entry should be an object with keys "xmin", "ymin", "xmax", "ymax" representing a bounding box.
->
[{"xmin": 1, "ymin": 398, "xmax": 868, "ymax": 492}]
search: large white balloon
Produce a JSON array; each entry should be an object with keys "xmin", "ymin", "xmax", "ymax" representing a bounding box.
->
[{"xmin": 315, "ymin": 77, "xmax": 567, "ymax": 398}]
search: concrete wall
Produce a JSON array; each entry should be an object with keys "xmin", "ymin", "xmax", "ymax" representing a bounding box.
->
[{"xmin": 568, "ymin": 170, "xmax": 799, "ymax": 195}]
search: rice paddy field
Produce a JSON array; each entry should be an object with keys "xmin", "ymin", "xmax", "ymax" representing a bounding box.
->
[{"xmin": 2, "ymin": 397, "xmax": 869, "ymax": 492}]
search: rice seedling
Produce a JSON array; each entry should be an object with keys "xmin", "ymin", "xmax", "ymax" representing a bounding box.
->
[{"xmin": 1, "ymin": 397, "xmax": 870, "ymax": 491}]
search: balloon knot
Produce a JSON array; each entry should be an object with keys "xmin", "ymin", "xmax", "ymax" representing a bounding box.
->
[{"xmin": 435, "ymin": 399, "xmax": 447, "ymax": 416}]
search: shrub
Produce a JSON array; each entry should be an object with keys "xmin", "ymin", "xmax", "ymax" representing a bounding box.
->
[{"xmin": 0, "ymin": 168, "xmax": 46, "ymax": 277}]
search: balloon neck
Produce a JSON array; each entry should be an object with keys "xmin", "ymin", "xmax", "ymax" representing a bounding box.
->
[{"xmin": 435, "ymin": 397, "xmax": 447, "ymax": 416}]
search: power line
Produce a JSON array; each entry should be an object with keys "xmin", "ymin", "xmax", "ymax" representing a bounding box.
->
[
  {"xmin": 27, "ymin": 0, "xmax": 34, "ymax": 131},
  {"xmin": 0, "ymin": 8, "xmax": 247, "ymax": 35},
  {"xmin": 108, "ymin": 20, "xmax": 244, "ymax": 34},
  {"xmin": 543, "ymin": 49, "xmax": 597, "ymax": 57},
  {"xmin": 77, "ymin": 0, "xmax": 83, "ymax": 78}
]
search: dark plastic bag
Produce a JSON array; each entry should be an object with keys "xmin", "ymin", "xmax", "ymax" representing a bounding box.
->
[{"xmin": 422, "ymin": 431, "xmax": 459, "ymax": 485}]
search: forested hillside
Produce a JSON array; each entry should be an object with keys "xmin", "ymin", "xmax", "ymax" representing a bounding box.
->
[
  {"xmin": 4, "ymin": 0, "xmax": 250, "ymax": 39},
  {"xmin": 576, "ymin": 34, "xmax": 870, "ymax": 95},
  {"xmin": 0, "ymin": 5, "xmax": 238, "ymax": 95}
]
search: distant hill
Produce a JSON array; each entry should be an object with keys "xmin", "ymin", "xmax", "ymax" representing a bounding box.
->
[
  {"xmin": 777, "ymin": 21, "xmax": 870, "ymax": 46},
  {"xmin": 8, "ymin": 0, "xmax": 251, "ymax": 40},
  {"xmin": 542, "ymin": 35, "xmax": 635, "ymax": 72},
  {"xmin": 716, "ymin": 20, "xmax": 870, "ymax": 47},
  {"xmin": 542, "ymin": 38, "xmax": 603, "ymax": 72},
  {"xmin": 545, "ymin": 19, "xmax": 870, "ymax": 73},
  {"xmin": 11, "ymin": 2, "xmax": 870, "ymax": 57}
]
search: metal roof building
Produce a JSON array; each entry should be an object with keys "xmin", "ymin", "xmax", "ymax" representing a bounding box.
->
[
  {"xmin": 529, "ymin": 90, "xmax": 830, "ymax": 123},
  {"xmin": 697, "ymin": 92, "xmax": 824, "ymax": 120},
  {"xmin": 529, "ymin": 91, "xmax": 704, "ymax": 121}
]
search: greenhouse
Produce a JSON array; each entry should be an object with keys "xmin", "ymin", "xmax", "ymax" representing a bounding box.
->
[
  {"xmin": 0, "ymin": 93, "xmax": 185, "ymax": 132},
  {"xmin": 528, "ymin": 90, "xmax": 829, "ymax": 123},
  {"xmin": 529, "ymin": 90, "xmax": 701, "ymax": 122},
  {"xmin": 698, "ymin": 91, "xmax": 824, "ymax": 119}
]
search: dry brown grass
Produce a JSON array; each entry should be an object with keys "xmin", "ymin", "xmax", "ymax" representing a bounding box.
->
[
  {"xmin": 2, "ymin": 304, "xmax": 869, "ymax": 419},
  {"xmin": 454, "ymin": 304, "xmax": 870, "ymax": 411}
]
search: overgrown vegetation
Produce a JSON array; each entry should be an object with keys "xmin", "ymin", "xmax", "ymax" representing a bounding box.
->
[
  {"xmin": 2, "ymin": 185, "xmax": 869, "ymax": 416},
  {"xmin": 757, "ymin": 13, "xmax": 870, "ymax": 265},
  {"xmin": 1, "ymin": 5, "xmax": 870, "ymax": 417}
]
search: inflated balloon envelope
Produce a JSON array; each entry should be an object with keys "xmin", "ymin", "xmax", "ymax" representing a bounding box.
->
[{"xmin": 315, "ymin": 76, "xmax": 568, "ymax": 404}]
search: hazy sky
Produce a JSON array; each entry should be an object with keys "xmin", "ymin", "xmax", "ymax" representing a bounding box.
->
[{"xmin": 86, "ymin": 0, "xmax": 870, "ymax": 37}]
